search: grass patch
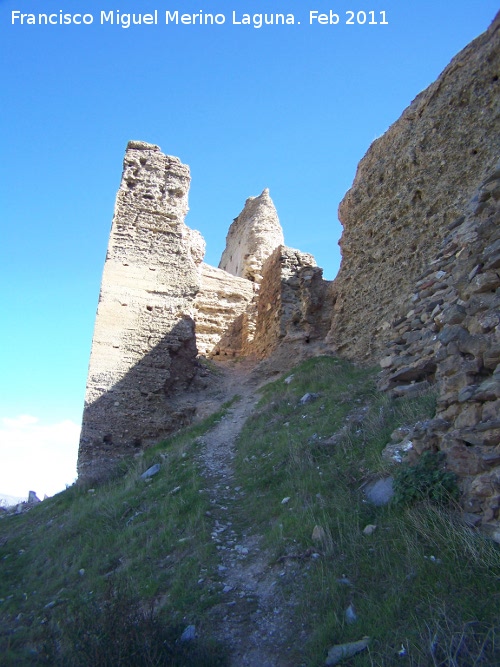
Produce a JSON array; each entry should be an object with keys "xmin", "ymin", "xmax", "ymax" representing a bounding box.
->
[
  {"xmin": 233, "ymin": 356, "xmax": 499, "ymax": 665},
  {"xmin": 0, "ymin": 404, "xmax": 234, "ymax": 666},
  {"xmin": 1, "ymin": 356, "xmax": 498, "ymax": 666}
]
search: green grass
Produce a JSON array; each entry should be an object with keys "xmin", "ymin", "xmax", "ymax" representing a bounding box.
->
[
  {"xmin": 233, "ymin": 356, "xmax": 500, "ymax": 666},
  {"xmin": 1, "ymin": 356, "xmax": 499, "ymax": 666},
  {"xmin": 0, "ymin": 406, "xmax": 234, "ymax": 666}
]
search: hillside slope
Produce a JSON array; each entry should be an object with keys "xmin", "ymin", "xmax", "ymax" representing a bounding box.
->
[{"xmin": 1, "ymin": 356, "xmax": 499, "ymax": 666}]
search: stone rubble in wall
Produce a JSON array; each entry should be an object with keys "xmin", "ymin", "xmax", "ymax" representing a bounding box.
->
[{"xmin": 378, "ymin": 164, "xmax": 500, "ymax": 538}]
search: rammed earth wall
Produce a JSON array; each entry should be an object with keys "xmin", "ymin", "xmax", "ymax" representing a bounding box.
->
[
  {"xmin": 327, "ymin": 11, "xmax": 500, "ymax": 362},
  {"xmin": 323, "ymin": 11, "xmax": 500, "ymax": 537},
  {"xmin": 78, "ymin": 142, "xmax": 203, "ymax": 481},
  {"xmin": 78, "ymin": 146, "xmax": 289, "ymax": 480}
]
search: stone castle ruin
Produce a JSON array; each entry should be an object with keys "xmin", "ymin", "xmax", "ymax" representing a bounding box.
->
[
  {"xmin": 78, "ymin": 142, "xmax": 329, "ymax": 480},
  {"xmin": 79, "ymin": 11, "xmax": 500, "ymax": 534}
]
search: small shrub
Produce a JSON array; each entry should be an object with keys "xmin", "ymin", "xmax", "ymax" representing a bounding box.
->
[{"xmin": 393, "ymin": 451, "xmax": 459, "ymax": 506}]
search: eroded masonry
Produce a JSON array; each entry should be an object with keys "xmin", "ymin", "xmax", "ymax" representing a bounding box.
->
[
  {"xmin": 79, "ymin": 12, "xmax": 500, "ymax": 535},
  {"xmin": 78, "ymin": 142, "xmax": 330, "ymax": 480}
]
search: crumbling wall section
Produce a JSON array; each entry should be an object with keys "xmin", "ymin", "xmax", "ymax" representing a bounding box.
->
[
  {"xmin": 328, "ymin": 11, "xmax": 500, "ymax": 362},
  {"xmin": 251, "ymin": 246, "xmax": 332, "ymax": 358}
]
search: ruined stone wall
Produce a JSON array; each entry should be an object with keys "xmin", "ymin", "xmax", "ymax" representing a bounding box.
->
[
  {"xmin": 219, "ymin": 188, "xmax": 284, "ymax": 283},
  {"xmin": 78, "ymin": 14, "xmax": 500, "ymax": 530},
  {"xmin": 251, "ymin": 246, "xmax": 332, "ymax": 359},
  {"xmin": 78, "ymin": 142, "xmax": 203, "ymax": 481},
  {"xmin": 78, "ymin": 149, "xmax": 302, "ymax": 479},
  {"xmin": 327, "ymin": 11, "xmax": 500, "ymax": 362},
  {"xmin": 378, "ymin": 165, "xmax": 500, "ymax": 539},
  {"xmin": 194, "ymin": 263, "xmax": 257, "ymax": 356}
]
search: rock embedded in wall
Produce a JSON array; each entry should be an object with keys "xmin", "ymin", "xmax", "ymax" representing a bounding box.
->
[
  {"xmin": 328, "ymin": 11, "xmax": 500, "ymax": 361},
  {"xmin": 219, "ymin": 188, "xmax": 284, "ymax": 283},
  {"xmin": 78, "ymin": 141, "xmax": 204, "ymax": 482}
]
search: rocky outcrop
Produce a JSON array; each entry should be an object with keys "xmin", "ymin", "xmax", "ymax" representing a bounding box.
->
[
  {"xmin": 251, "ymin": 246, "xmax": 333, "ymax": 359},
  {"xmin": 219, "ymin": 188, "xmax": 284, "ymax": 283},
  {"xmin": 378, "ymin": 164, "xmax": 500, "ymax": 538},
  {"xmin": 195, "ymin": 263, "xmax": 257, "ymax": 357},
  {"xmin": 78, "ymin": 142, "xmax": 204, "ymax": 481},
  {"xmin": 327, "ymin": 11, "xmax": 500, "ymax": 361}
]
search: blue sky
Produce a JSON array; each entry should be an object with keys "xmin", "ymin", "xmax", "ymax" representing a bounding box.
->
[{"xmin": 0, "ymin": 0, "xmax": 498, "ymax": 498}]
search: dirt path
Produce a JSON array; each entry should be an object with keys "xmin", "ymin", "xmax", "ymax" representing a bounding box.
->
[{"xmin": 195, "ymin": 359, "xmax": 300, "ymax": 667}]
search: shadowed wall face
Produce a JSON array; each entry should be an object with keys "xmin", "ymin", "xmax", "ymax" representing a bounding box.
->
[{"xmin": 78, "ymin": 142, "xmax": 203, "ymax": 481}]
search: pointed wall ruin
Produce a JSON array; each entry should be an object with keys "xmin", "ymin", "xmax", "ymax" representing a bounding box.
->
[{"xmin": 219, "ymin": 188, "xmax": 284, "ymax": 283}]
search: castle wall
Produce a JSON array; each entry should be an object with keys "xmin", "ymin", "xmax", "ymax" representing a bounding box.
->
[
  {"xmin": 78, "ymin": 142, "xmax": 203, "ymax": 481},
  {"xmin": 194, "ymin": 263, "xmax": 256, "ymax": 357},
  {"xmin": 378, "ymin": 166, "xmax": 500, "ymax": 537},
  {"xmin": 327, "ymin": 11, "xmax": 500, "ymax": 361},
  {"xmin": 251, "ymin": 246, "xmax": 332, "ymax": 359},
  {"xmin": 78, "ymin": 13, "xmax": 500, "ymax": 532},
  {"xmin": 78, "ymin": 150, "xmax": 295, "ymax": 479}
]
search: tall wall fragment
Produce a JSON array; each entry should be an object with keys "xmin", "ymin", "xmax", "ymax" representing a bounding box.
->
[
  {"xmin": 219, "ymin": 188, "xmax": 284, "ymax": 283},
  {"xmin": 78, "ymin": 141, "xmax": 203, "ymax": 481},
  {"xmin": 327, "ymin": 11, "xmax": 500, "ymax": 361},
  {"xmin": 377, "ymin": 164, "xmax": 500, "ymax": 538}
]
